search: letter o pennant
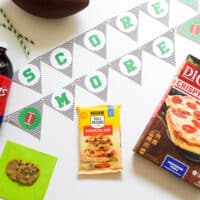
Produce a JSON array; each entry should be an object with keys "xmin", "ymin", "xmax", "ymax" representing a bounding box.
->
[
  {"xmin": 84, "ymin": 30, "xmax": 106, "ymax": 51},
  {"xmin": 85, "ymin": 71, "xmax": 107, "ymax": 93}
]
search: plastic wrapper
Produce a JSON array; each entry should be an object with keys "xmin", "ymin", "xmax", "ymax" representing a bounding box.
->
[{"xmin": 77, "ymin": 105, "xmax": 123, "ymax": 175}]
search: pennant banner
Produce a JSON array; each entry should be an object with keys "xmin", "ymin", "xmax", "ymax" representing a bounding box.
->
[
  {"xmin": 176, "ymin": 14, "xmax": 200, "ymax": 44},
  {"xmin": 74, "ymin": 22, "xmax": 107, "ymax": 59},
  {"xmin": 177, "ymin": 0, "xmax": 199, "ymax": 12},
  {"xmin": 143, "ymin": 29, "xmax": 176, "ymax": 66},
  {"xmin": 6, "ymin": 100, "xmax": 43, "ymax": 140},
  {"xmin": 108, "ymin": 49, "xmax": 142, "ymax": 85},
  {"xmin": 12, "ymin": 0, "xmax": 197, "ymax": 93},
  {"xmin": 13, "ymin": 62, "xmax": 42, "ymax": 94},
  {"xmin": 140, "ymin": 0, "xmax": 170, "ymax": 27},
  {"xmin": 75, "ymin": 66, "xmax": 109, "ymax": 102},
  {"xmin": 43, "ymin": 82, "xmax": 75, "ymax": 120},
  {"xmin": 8, "ymin": 0, "xmax": 200, "ymax": 137},
  {"xmin": 107, "ymin": 7, "xmax": 139, "ymax": 42}
]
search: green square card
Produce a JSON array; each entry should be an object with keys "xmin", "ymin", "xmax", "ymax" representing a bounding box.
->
[{"xmin": 0, "ymin": 141, "xmax": 57, "ymax": 200}]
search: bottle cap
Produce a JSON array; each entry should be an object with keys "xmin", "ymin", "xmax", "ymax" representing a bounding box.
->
[{"xmin": 0, "ymin": 42, "xmax": 8, "ymax": 49}]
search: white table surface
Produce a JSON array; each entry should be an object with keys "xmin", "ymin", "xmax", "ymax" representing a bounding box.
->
[{"xmin": 1, "ymin": 0, "xmax": 200, "ymax": 199}]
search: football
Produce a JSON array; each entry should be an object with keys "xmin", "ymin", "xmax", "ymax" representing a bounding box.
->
[{"xmin": 12, "ymin": 0, "xmax": 89, "ymax": 18}]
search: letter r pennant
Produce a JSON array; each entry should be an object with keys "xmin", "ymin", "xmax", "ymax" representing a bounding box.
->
[{"xmin": 107, "ymin": 7, "xmax": 139, "ymax": 42}]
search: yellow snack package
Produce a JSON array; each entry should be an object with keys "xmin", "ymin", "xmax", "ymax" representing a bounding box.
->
[{"xmin": 77, "ymin": 105, "xmax": 123, "ymax": 174}]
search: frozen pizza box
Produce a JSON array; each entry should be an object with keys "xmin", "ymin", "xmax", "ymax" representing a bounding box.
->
[{"xmin": 134, "ymin": 55, "xmax": 200, "ymax": 189}]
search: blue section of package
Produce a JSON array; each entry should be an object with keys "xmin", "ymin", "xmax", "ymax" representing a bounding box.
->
[
  {"xmin": 161, "ymin": 155, "xmax": 189, "ymax": 179},
  {"xmin": 108, "ymin": 105, "xmax": 114, "ymax": 117}
]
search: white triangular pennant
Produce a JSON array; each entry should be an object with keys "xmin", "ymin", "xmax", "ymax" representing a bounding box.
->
[{"xmin": 108, "ymin": 49, "xmax": 142, "ymax": 85}]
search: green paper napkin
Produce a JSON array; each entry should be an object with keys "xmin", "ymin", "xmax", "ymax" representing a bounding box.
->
[{"xmin": 0, "ymin": 141, "xmax": 57, "ymax": 200}]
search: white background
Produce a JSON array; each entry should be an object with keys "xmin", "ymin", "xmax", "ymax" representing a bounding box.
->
[{"xmin": 1, "ymin": 0, "xmax": 200, "ymax": 199}]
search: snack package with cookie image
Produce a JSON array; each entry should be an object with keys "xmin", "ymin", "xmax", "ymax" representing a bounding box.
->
[
  {"xmin": 77, "ymin": 105, "xmax": 123, "ymax": 174},
  {"xmin": 134, "ymin": 55, "xmax": 200, "ymax": 189}
]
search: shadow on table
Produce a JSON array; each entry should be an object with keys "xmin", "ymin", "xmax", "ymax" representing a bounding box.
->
[
  {"xmin": 78, "ymin": 172, "xmax": 122, "ymax": 180},
  {"xmin": 2, "ymin": 1, "xmax": 81, "ymax": 52},
  {"xmin": 133, "ymin": 153, "xmax": 200, "ymax": 200}
]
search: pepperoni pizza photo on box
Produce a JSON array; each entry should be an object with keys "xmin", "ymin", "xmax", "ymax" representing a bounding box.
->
[
  {"xmin": 165, "ymin": 94, "xmax": 200, "ymax": 156},
  {"xmin": 134, "ymin": 55, "xmax": 200, "ymax": 189}
]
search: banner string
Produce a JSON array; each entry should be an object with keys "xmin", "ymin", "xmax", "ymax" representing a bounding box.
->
[{"xmin": 0, "ymin": 8, "xmax": 35, "ymax": 56}]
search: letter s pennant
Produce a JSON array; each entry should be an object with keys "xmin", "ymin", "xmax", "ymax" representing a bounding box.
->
[{"xmin": 13, "ymin": 58, "xmax": 42, "ymax": 94}]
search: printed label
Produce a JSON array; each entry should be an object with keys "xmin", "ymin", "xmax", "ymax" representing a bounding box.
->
[
  {"xmin": 0, "ymin": 75, "xmax": 12, "ymax": 122},
  {"xmin": 179, "ymin": 62, "xmax": 200, "ymax": 87},
  {"xmin": 95, "ymin": 163, "xmax": 110, "ymax": 169},
  {"xmin": 83, "ymin": 125, "xmax": 113, "ymax": 136},
  {"xmin": 91, "ymin": 115, "xmax": 104, "ymax": 128},
  {"xmin": 175, "ymin": 62, "xmax": 200, "ymax": 100},
  {"xmin": 161, "ymin": 155, "xmax": 189, "ymax": 179}
]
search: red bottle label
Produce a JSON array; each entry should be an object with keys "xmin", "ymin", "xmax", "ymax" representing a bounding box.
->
[{"xmin": 0, "ymin": 75, "xmax": 12, "ymax": 116}]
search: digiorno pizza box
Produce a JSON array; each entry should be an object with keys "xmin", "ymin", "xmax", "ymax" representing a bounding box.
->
[{"xmin": 134, "ymin": 55, "xmax": 200, "ymax": 189}]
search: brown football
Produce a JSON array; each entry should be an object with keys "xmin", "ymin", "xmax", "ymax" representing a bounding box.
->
[{"xmin": 12, "ymin": 0, "xmax": 89, "ymax": 18}]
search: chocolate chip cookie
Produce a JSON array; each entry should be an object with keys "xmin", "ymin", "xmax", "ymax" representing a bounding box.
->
[
  {"xmin": 6, "ymin": 160, "xmax": 23, "ymax": 181},
  {"xmin": 17, "ymin": 162, "xmax": 40, "ymax": 185},
  {"xmin": 6, "ymin": 159, "xmax": 40, "ymax": 185}
]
